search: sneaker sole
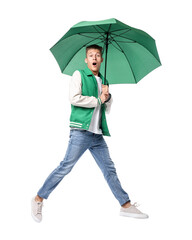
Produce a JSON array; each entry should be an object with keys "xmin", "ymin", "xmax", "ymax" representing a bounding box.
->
[
  {"xmin": 120, "ymin": 211, "xmax": 149, "ymax": 219},
  {"xmin": 31, "ymin": 212, "xmax": 42, "ymax": 223}
]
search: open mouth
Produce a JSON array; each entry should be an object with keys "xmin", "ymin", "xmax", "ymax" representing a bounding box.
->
[{"xmin": 92, "ymin": 62, "xmax": 97, "ymax": 66}]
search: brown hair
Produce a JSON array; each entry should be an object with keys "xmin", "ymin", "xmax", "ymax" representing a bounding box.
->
[{"xmin": 86, "ymin": 44, "xmax": 103, "ymax": 56}]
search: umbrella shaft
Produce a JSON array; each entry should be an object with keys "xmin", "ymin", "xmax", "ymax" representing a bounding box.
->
[{"xmin": 104, "ymin": 32, "xmax": 109, "ymax": 85}]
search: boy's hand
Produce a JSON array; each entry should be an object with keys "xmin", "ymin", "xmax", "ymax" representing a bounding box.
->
[
  {"xmin": 102, "ymin": 84, "xmax": 109, "ymax": 95},
  {"xmin": 100, "ymin": 92, "xmax": 108, "ymax": 103},
  {"xmin": 100, "ymin": 85, "xmax": 109, "ymax": 104}
]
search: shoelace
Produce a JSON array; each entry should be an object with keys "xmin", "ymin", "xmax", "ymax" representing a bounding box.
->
[
  {"xmin": 132, "ymin": 202, "xmax": 140, "ymax": 208},
  {"xmin": 36, "ymin": 202, "xmax": 43, "ymax": 215}
]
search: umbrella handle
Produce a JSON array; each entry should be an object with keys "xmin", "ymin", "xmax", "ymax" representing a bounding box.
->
[{"xmin": 104, "ymin": 93, "xmax": 111, "ymax": 103}]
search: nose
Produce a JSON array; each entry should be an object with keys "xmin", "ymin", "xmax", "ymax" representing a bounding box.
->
[{"xmin": 93, "ymin": 55, "xmax": 96, "ymax": 60}]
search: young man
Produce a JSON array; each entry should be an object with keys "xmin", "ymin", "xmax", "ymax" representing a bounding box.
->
[{"xmin": 31, "ymin": 45, "xmax": 148, "ymax": 222}]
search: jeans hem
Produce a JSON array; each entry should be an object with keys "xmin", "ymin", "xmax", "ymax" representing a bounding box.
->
[
  {"xmin": 37, "ymin": 192, "xmax": 49, "ymax": 200},
  {"xmin": 120, "ymin": 199, "xmax": 131, "ymax": 206}
]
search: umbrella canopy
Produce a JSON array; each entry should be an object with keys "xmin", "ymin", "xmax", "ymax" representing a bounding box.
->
[{"xmin": 50, "ymin": 18, "xmax": 161, "ymax": 84}]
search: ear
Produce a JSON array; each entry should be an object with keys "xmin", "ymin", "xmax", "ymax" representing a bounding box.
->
[
  {"xmin": 85, "ymin": 58, "xmax": 88, "ymax": 64},
  {"xmin": 101, "ymin": 58, "xmax": 103, "ymax": 63}
]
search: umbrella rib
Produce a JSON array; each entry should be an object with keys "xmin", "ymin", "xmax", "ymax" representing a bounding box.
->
[
  {"xmin": 93, "ymin": 26, "xmax": 106, "ymax": 37},
  {"xmin": 77, "ymin": 33, "xmax": 106, "ymax": 46},
  {"xmin": 63, "ymin": 37, "xmax": 105, "ymax": 72},
  {"xmin": 110, "ymin": 41, "xmax": 124, "ymax": 52},
  {"xmin": 78, "ymin": 33, "xmax": 103, "ymax": 40},
  {"xmin": 111, "ymin": 29, "xmax": 132, "ymax": 36},
  {"xmin": 112, "ymin": 39, "xmax": 137, "ymax": 83},
  {"xmin": 111, "ymin": 34, "xmax": 161, "ymax": 64},
  {"xmin": 54, "ymin": 31, "xmax": 104, "ymax": 47},
  {"xmin": 93, "ymin": 40, "xmax": 106, "ymax": 46},
  {"xmin": 110, "ymin": 28, "xmax": 131, "ymax": 33},
  {"xmin": 95, "ymin": 24, "xmax": 107, "ymax": 33},
  {"xmin": 136, "ymin": 42, "xmax": 161, "ymax": 65},
  {"xmin": 114, "ymin": 40, "xmax": 135, "ymax": 43},
  {"xmin": 110, "ymin": 34, "xmax": 136, "ymax": 44},
  {"xmin": 111, "ymin": 33, "xmax": 136, "ymax": 42}
]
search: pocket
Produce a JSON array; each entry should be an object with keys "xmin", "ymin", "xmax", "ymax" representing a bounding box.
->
[{"xmin": 69, "ymin": 129, "xmax": 75, "ymax": 138}]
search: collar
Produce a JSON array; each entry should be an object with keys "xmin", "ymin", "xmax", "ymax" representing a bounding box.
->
[
  {"xmin": 84, "ymin": 66, "xmax": 96, "ymax": 76},
  {"xmin": 84, "ymin": 66, "xmax": 105, "ymax": 83}
]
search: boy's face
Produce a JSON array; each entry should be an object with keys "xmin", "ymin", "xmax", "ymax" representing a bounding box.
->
[{"xmin": 85, "ymin": 48, "xmax": 103, "ymax": 76}]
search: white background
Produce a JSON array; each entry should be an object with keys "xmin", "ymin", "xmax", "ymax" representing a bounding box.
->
[{"xmin": 0, "ymin": 0, "xmax": 192, "ymax": 239}]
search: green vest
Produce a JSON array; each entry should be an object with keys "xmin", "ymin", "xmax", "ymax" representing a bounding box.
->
[{"xmin": 69, "ymin": 67, "xmax": 110, "ymax": 136}]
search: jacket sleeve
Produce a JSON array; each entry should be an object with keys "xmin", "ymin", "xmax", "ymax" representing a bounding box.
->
[{"xmin": 69, "ymin": 70, "xmax": 101, "ymax": 108}]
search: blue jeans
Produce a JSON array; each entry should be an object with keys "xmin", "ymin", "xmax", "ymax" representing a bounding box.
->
[{"xmin": 37, "ymin": 129, "xmax": 130, "ymax": 206}]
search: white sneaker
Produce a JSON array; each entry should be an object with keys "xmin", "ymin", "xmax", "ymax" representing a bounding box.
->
[
  {"xmin": 31, "ymin": 197, "xmax": 43, "ymax": 223},
  {"xmin": 120, "ymin": 203, "xmax": 149, "ymax": 219}
]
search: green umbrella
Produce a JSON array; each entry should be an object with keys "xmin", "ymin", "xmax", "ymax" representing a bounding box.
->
[{"xmin": 50, "ymin": 18, "xmax": 161, "ymax": 84}]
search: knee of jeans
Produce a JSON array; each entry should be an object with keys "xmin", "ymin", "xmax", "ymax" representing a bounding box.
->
[
  {"xmin": 103, "ymin": 165, "xmax": 117, "ymax": 179},
  {"xmin": 57, "ymin": 161, "xmax": 74, "ymax": 175}
]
